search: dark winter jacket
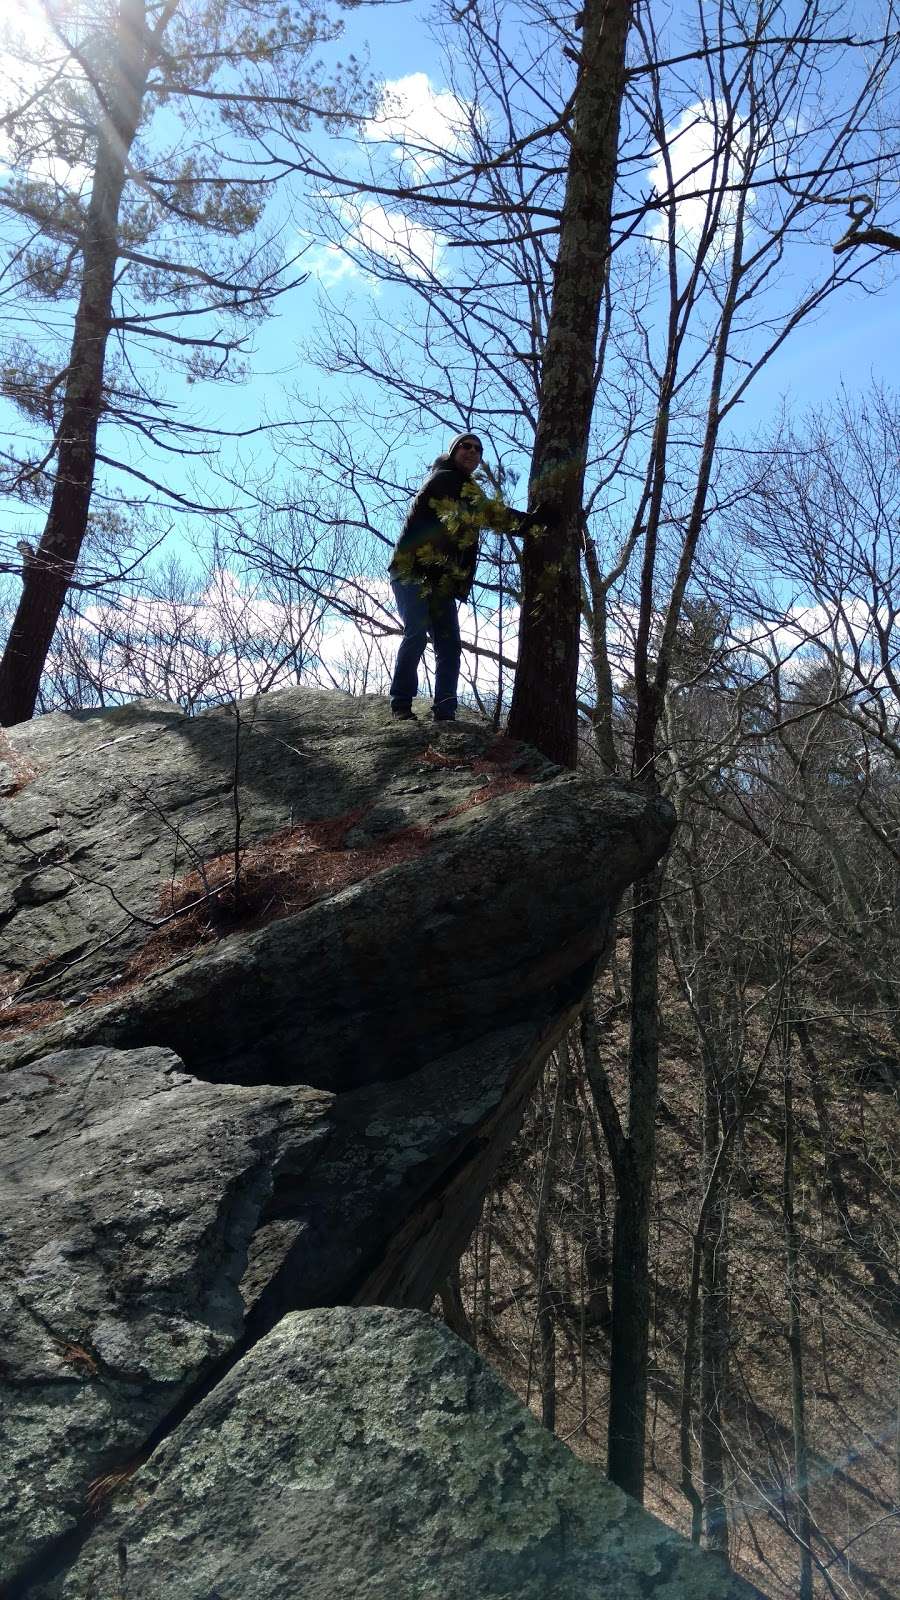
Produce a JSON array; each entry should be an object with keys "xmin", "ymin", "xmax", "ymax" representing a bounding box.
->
[
  {"xmin": 389, "ymin": 455, "xmax": 481, "ymax": 601},
  {"xmin": 389, "ymin": 453, "xmax": 547, "ymax": 602}
]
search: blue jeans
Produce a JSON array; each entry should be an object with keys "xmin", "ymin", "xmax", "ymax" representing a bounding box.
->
[{"xmin": 390, "ymin": 577, "xmax": 461, "ymax": 716}]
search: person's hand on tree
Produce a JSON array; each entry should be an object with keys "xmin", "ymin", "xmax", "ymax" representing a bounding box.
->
[{"xmin": 519, "ymin": 501, "xmax": 555, "ymax": 534}]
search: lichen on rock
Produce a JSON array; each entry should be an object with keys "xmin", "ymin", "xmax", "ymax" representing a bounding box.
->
[{"xmin": 47, "ymin": 1308, "xmax": 760, "ymax": 1600}]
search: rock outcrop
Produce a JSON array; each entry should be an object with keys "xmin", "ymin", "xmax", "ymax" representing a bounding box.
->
[
  {"xmin": 0, "ymin": 690, "xmax": 759, "ymax": 1597},
  {"xmin": 43, "ymin": 1307, "xmax": 758, "ymax": 1600},
  {"xmin": 0, "ymin": 1047, "xmax": 330, "ymax": 1578},
  {"xmin": 1, "ymin": 694, "xmax": 668, "ymax": 1090}
]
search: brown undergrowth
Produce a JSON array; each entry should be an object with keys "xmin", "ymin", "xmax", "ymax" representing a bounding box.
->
[
  {"xmin": 0, "ymin": 809, "xmax": 431, "ymax": 1039},
  {"xmin": 0, "ymin": 977, "xmax": 64, "ymax": 1037},
  {"xmin": 0, "ymin": 729, "xmax": 38, "ymax": 796},
  {"xmin": 423, "ymin": 736, "xmax": 534, "ymax": 815},
  {"xmin": 134, "ymin": 806, "xmax": 432, "ymax": 972}
]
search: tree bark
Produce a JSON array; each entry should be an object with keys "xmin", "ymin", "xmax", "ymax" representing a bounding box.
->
[
  {"xmin": 572, "ymin": 1040, "xmax": 613, "ymax": 1332},
  {"xmin": 507, "ymin": 0, "xmax": 632, "ymax": 768},
  {"xmin": 0, "ymin": 0, "xmax": 157, "ymax": 725}
]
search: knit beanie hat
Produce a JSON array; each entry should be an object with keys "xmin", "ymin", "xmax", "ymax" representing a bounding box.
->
[{"xmin": 447, "ymin": 431, "xmax": 483, "ymax": 458}]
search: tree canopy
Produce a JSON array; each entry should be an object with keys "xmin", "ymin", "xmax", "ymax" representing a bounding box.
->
[{"xmin": 0, "ymin": 0, "xmax": 372, "ymax": 723}]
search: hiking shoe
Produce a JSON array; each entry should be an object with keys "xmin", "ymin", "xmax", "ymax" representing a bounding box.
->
[
  {"xmin": 391, "ymin": 705, "xmax": 417, "ymax": 721},
  {"xmin": 432, "ymin": 713, "xmax": 456, "ymax": 723}
]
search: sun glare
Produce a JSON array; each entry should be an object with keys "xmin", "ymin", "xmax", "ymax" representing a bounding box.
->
[
  {"xmin": 0, "ymin": 0, "xmax": 92, "ymax": 188},
  {"xmin": 2, "ymin": 0, "xmax": 60, "ymax": 56}
]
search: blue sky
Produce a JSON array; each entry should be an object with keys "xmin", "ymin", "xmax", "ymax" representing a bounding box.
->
[
  {"xmin": 0, "ymin": 0, "xmax": 476, "ymax": 558},
  {"xmin": 212, "ymin": 0, "xmax": 900, "ymax": 508},
  {"xmin": 2, "ymin": 0, "xmax": 900, "ymax": 580}
]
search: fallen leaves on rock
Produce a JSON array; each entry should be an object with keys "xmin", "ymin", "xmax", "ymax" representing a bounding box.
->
[
  {"xmin": 0, "ymin": 742, "xmax": 536, "ymax": 1040},
  {"xmin": 0, "ymin": 729, "xmax": 38, "ymax": 797}
]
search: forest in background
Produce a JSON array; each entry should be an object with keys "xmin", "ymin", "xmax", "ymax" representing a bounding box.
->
[
  {"xmin": 448, "ymin": 790, "xmax": 900, "ymax": 1600},
  {"xmin": 1, "ymin": 0, "xmax": 899, "ymax": 1595}
]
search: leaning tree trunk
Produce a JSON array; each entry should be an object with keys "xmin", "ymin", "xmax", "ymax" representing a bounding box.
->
[
  {"xmin": 0, "ymin": 0, "xmax": 156, "ymax": 726},
  {"xmin": 438, "ymin": 1263, "xmax": 476, "ymax": 1347},
  {"xmin": 506, "ymin": 0, "xmax": 632, "ymax": 768}
]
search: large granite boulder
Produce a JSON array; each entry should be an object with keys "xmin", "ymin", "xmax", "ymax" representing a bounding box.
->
[
  {"xmin": 0, "ymin": 1047, "xmax": 331, "ymax": 1579},
  {"xmin": 1, "ymin": 689, "xmax": 683, "ymax": 1596},
  {"xmin": 2, "ymin": 1022, "xmax": 580, "ymax": 1587},
  {"xmin": 36, "ymin": 1308, "xmax": 760, "ymax": 1599},
  {"xmin": 0, "ymin": 692, "xmax": 672, "ymax": 1087}
]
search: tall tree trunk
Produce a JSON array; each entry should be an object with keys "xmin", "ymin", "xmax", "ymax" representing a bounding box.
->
[
  {"xmin": 666, "ymin": 856, "xmax": 732, "ymax": 1552},
  {"xmin": 699, "ymin": 1077, "xmax": 730, "ymax": 1559},
  {"xmin": 507, "ymin": 0, "xmax": 632, "ymax": 768},
  {"xmin": 535, "ymin": 1044, "xmax": 569, "ymax": 1432},
  {"xmin": 570, "ymin": 1043, "xmax": 611, "ymax": 1331},
  {"xmin": 678, "ymin": 1055, "xmax": 733, "ymax": 1552},
  {"xmin": 0, "ymin": 0, "xmax": 155, "ymax": 725},
  {"xmin": 583, "ymin": 533, "xmax": 619, "ymax": 773},
  {"xmin": 578, "ymin": 1143, "xmax": 590, "ymax": 1433},
  {"xmin": 783, "ymin": 1053, "xmax": 814, "ymax": 1600},
  {"xmin": 607, "ymin": 861, "xmax": 662, "ymax": 1500},
  {"xmin": 794, "ymin": 1019, "xmax": 852, "ymax": 1232}
]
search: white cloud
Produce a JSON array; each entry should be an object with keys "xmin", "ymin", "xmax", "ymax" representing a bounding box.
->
[
  {"xmin": 308, "ymin": 199, "xmax": 445, "ymax": 284},
  {"xmin": 350, "ymin": 202, "xmax": 444, "ymax": 279},
  {"xmin": 303, "ymin": 73, "xmax": 468, "ymax": 285},
  {"xmin": 305, "ymin": 575, "xmax": 520, "ymax": 701},
  {"xmin": 304, "ymin": 242, "xmax": 365, "ymax": 290},
  {"xmin": 68, "ymin": 568, "xmax": 520, "ymax": 708},
  {"xmin": 649, "ymin": 100, "xmax": 752, "ymax": 256},
  {"xmin": 363, "ymin": 73, "xmax": 473, "ymax": 174},
  {"xmin": 742, "ymin": 595, "xmax": 894, "ymax": 675}
]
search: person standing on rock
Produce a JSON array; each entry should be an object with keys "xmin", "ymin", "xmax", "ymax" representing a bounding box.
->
[{"xmin": 388, "ymin": 432, "xmax": 545, "ymax": 723}]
